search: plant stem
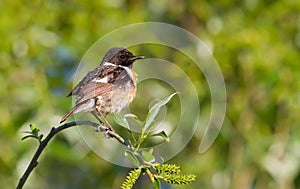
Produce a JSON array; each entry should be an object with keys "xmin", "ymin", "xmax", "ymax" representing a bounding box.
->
[
  {"xmin": 16, "ymin": 120, "xmax": 129, "ymax": 189},
  {"xmin": 145, "ymin": 168, "xmax": 155, "ymax": 182}
]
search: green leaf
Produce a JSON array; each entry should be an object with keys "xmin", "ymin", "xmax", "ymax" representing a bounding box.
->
[
  {"xmin": 149, "ymin": 131, "xmax": 170, "ymax": 142},
  {"xmin": 162, "ymin": 174, "xmax": 196, "ymax": 185},
  {"xmin": 144, "ymin": 92, "xmax": 178, "ymax": 131},
  {"xmin": 29, "ymin": 124, "xmax": 35, "ymax": 131},
  {"xmin": 114, "ymin": 114, "xmax": 130, "ymax": 129},
  {"xmin": 39, "ymin": 134, "xmax": 44, "ymax": 141},
  {"xmin": 148, "ymin": 148, "xmax": 154, "ymax": 154},
  {"xmin": 30, "ymin": 124, "xmax": 39, "ymax": 133},
  {"xmin": 21, "ymin": 124, "xmax": 44, "ymax": 142},
  {"xmin": 124, "ymin": 113, "xmax": 139, "ymax": 120},
  {"xmin": 152, "ymin": 176, "xmax": 161, "ymax": 189},
  {"xmin": 125, "ymin": 150, "xmax": 140, "ymax": 167},
  {"xmin": 153, "ymin": 164, "xmax": 181, "ymax": 174},
  {"xmin": 21, "ymin": 135, "xmax": 37, "ymax": 141},
  {"xmin": 32, "ymin": 128, "xmax": 40, "ymax": 137},
  {"xmin": 141, "ymin": 150, "xmax": 155, "ymax": 163},
  {"xmin": 149, "ymin": 92, "xmax": 178, "ymax": 113},
  {"xmin": 121, "ymin": 168, "xmax": 142, "ymax": 189},
  {"xmin": 124, "ymin": 113, "xmax": 143, "ymax": 126},
  {"xmin": 22, "ymin": 131, "xmax": 33, "ymax": 134}
]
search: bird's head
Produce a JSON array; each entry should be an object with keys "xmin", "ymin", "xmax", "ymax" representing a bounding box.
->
[{"xmin": 101, "ymin": 47, "xmax": 144, "ymax": 68}]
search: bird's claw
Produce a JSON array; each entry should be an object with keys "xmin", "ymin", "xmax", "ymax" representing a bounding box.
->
[{"xmin": 95, "ymin": 122, "xmax": 106, "ymax": 132}]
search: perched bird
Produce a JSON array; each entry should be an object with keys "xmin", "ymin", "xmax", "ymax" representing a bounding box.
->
[{"xmin": 60, "ymin": 47, "xmax": 144, "ymax": 128}]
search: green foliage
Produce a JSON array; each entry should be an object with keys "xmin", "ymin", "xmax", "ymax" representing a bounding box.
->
[
  {"xmin": 153, "ymin": 164, "xmax": 181, "ymax": 174},
  {"xmin": 152, "ymin": 177, "xmax": 161, "ymax": 189},
  {"xmin": 21, "ymin": 124, "xmax": 43, "ymax": 142},
  {"xmin": 162, "ymin": 174, "xmax": 196, "ymax": 185},
  {"xmin": 121, "ymin": 168, "xmax": 142, "ymax": 189},
  {"xmin": 115, "ymin": 92, "xmax": 177, "ymax": 152},
  {"xmin": 153, "ymin": 163, "xmax": 196, "ymax": 186},
  {"xmin": 122, "ymin": 164, "xmax": 196, "ymax": 189},
  {"xmin": 125, "ymin": 151, "xmax": 140, "ymax": 167},
  {"xmin": 119, "ymin": 93, "xmax": 196, "ymax": 188},
  {"xmin": 148, "ymin": 131, "xmax": 170, "ymax": 142},
  {"xmin": 140, "ymin": 150, "xmax": 155, "ymax": 163},
  {"xmin": 144, "ymin": 92, "xmax": 178, "ymax": 130}
]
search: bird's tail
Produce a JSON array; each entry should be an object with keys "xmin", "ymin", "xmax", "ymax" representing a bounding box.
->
[
  {"xmin": 60, "ymin": 108, "xmax": 76, "ymax": 124},
  {"xmin": 60, "ymin": 99, "xmax": 94, "ymax": 124}
]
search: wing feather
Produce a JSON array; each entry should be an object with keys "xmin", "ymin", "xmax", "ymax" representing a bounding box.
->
[
  {"xmin": 75, "ymin": 82, "xmax": 112, "ymax": 104},
  {"xmin": 68, "ymin": 65, "xmax": 133, "ymax": 105}
]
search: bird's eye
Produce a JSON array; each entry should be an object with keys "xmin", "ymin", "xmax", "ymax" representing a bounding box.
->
[{"xmin": 119, "ymin": 55, "xmax": 126, "ymax": 60}]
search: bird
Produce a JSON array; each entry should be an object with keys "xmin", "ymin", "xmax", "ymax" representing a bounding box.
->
[{"xmin": 60, "ymin": 47, "xmax": 144, "ymax": 130}]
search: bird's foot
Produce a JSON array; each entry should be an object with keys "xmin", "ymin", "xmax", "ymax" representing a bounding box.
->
[
  {"xmin": 95, "ymin": 123, "xmax": 113, "ymax": 139},
  {"xmin": 95, "ymin": 122, "xmax": 106, "ymax": 132},
  {"xmin": 107, "ymin": 125, "xmax": 115, "ymax": 132}
]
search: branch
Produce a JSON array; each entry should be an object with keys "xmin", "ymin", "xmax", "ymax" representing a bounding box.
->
[
  {"xmin": 16, "ymin": 120, "xmax": 129, "ymax": 189},
  {"xmin": 95, "ymin": 122, "xmax": 131, "ymax": 149}
]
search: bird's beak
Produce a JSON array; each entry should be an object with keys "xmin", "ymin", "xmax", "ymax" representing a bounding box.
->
[{"xmin": 130, "ymin": 55, "xmax": 145, "ymax": 61}]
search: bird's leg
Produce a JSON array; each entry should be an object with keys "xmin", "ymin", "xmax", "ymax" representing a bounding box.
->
[
  {"xmin": 96, "ymin": 110, "xmax": 115, "ymax": 132},
  {"xmin": 91, "ymin": 111, "xmax": 103, "ymax": 124},
  {"xmin": 91, "ymin": 111, "xmax": 106, "ymax": 132}
]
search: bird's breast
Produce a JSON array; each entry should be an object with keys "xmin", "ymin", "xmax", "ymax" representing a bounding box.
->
[
  {"xmin": 95, "ymin": 70, "xmax": 137, "ymax": 114},
  {"xmin": 110, "ymin": 79, "xmax": 137, "ymax": 113}
]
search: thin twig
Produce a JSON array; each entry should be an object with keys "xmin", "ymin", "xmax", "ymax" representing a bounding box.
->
[
  {"xmin": 98, "ymin": 110, "xmax": 115, "ymax": 132},
  {"xmin": 16, "ymin": 120, "xmax": 129, "ymax": 189},
  {"xmin": 96, "ymin": 122, "xmax": 131, "ymax": 149}
]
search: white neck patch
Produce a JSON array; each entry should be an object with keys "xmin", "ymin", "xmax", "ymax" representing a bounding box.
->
[
  {"xmin": 120, "ymin": 65, "xmax": 134, "ymax": 81},
  {"xmin": 103, "ymin": 62, "xmax": 135, "ymax": 82},
  {"xmin": 103, "ymin": 62, "xmax": 117, "ymax": 67}
]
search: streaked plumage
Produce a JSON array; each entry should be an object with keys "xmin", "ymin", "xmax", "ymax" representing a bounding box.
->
[{"xmin": 60, "ymin": 47, "xmax": 144, "ymax": 124}]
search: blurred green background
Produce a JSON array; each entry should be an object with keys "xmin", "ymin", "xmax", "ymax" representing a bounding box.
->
[{"xmin": 1, "ymin": 0, "xmax": 300, "ymax": 188}]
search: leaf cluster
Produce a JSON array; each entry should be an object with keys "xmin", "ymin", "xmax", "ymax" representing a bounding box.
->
[
  {"xmin": 115, "ymin": 93, "xmax": 177, "ymax": 151},
  {"xmin": 122, "ymin": 164, "xmax": 196, "ymax": 189},
  {"xmin": 121, "ymin": 168, "xmax": 142, "ymax": 189},
  {"xmin": 21, "ymin": 124, "xmax": 43, "ymax": 142},
  {"xmin": 119, "ymin": 93, "xmax": 196, "ymax": 188}
]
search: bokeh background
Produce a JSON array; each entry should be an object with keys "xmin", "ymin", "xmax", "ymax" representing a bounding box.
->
[{"xmin": 1, "ymin": 0, "xmax": 300, "ymax": 189}]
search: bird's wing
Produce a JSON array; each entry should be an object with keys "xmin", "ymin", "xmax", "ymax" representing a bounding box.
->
[
  {"xmin": 67, "ymin": 64, "xmax": 129, "ymax": 97},
  {"xmin": 73, "ymin": 65, "xmax": 130, "ymax": 104},
  {"xmin": 75, "ymin": 82, "xmax": 112, "ymax": 105},
  {"xmin": 66, "ymin": 66, "xmax": 103, "ymax": 97},
  {"xmin": 60, "ymin": 65, "xmax": 132, "ymax": 123}
]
